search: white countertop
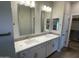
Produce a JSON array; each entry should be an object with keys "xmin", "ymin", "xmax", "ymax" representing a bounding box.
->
[{"xmin": 15, "ymin": 34, "xmax": 59, "ymax": 53}]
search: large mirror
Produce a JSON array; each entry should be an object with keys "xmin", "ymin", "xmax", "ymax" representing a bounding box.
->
[
  {"xmin": 12, "ymin": 1, "xmax": 53, "ymax": 39},
  {"xmin": 41, "ymin": 11, "xmax": 52, "ymax": 32},
  {"xmin": 41, "ymin": 2, "xmax": 53, "ymax": 32},
  {"xmin": 17, "ymin": 1, "xmax": 53, "ymax": 36},
  {"xmin": 18, "ymin": 1, "xmax": 35, "ymax": 36}
]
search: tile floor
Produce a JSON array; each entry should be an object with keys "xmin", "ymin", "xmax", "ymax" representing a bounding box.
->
[{"xmin": 48, "ymin": 40, "xmax": 79, "ymax": 58}]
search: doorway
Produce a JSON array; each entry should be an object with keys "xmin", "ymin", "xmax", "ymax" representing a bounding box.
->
[{"xmin": 68, "ymin": 15, "xmax": 79, "ymax": 49}]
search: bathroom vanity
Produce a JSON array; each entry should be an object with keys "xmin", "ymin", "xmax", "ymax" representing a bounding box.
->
[
  {"xmin": 15, "ymin": 33, "xmax": 59, "ymax": 58},
  {"xmin": 11, "ymin": 1, "xmax": 60, "ymax": 58}
]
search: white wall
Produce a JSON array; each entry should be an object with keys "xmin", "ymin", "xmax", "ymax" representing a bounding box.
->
[
  {"xmin": 35, "ymin": 2, "xmax": 42, "ymax": 34},
  {"xmin": 71, "ymin": 2, "xmax": 79, "ymax": 14},
  {"xmin": 11, "ymin": 2, "xmax": 20, "ymax": 39}
]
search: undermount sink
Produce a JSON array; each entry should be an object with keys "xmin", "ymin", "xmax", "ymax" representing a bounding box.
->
[
  {"xmin": 24, "ymin": 38, "xmax": 39, "ymax": 44},
  {"xmin": 45, "ymin": 34, "xmax": 54, "ymax": 37}
]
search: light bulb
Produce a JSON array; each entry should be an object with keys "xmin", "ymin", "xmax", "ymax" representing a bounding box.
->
[
  {"xmin": 30, "ymin": 1, "xmax": 35, "ymax": 8},
  {"xmin": 46, "ymin": 6, "xmax": 51, "ymax": 12},
  {"xmin": 42, "ymin": 5, "xmax": 47, "ymax": 11},
  {"xmin": 24, "ymin": 1, "xmax": 30, "ymax": 6},
  {"xmin": 19, "ymin": 1, "xmax": 25, "ymax": 5}
]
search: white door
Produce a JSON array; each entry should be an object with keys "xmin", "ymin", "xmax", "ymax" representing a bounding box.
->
[
  {"xmin": 60, "ymin": 2, "xmax": 71, "ymax": 48},
  {"xmin": 0, "ymin": 2, "xmax": 15, "ymax": 57},
  {"xmin": 61, "ymin": 15, "xmax": 70, "ymax": 48}
]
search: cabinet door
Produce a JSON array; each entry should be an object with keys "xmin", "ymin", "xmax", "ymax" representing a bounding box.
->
[
  {"xmin": 46, "ymin": 40, "xmax": 54, "ymax": 57},
  {"xmin": 30, "ymin": 43, "xmax": 46, "ymax": 58},
  {"xmin": 18, "ymin": 49, "xmax": 32, "ymax": 58},
  {"xmin": 53, "ymin": 38, "xmax": 59, "ymax": 52}
]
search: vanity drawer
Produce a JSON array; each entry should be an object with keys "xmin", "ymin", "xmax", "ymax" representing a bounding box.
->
[{"xmin": 17, "ymin": 49, "xmax": 32, "ymax": 58}]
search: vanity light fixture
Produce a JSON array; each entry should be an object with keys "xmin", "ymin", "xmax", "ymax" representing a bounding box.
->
[
  {"xmin": 24, "ymin": 1, "xmax": 30, "ymax": 6},
  {"xmin": 18, "ymin": 1, "xmax": 35, "ymax": 8},
  {"xmin": 30, "ymin": 1, "xmax": 35, "ymax": 8},
  {"xmin": 46, "ymin": 6, "xmax": 52, "ymax": 12},
  {"xmin": 18, "ymin": 1, "xmax": 25, "ymax": 5},
  {"xmin": 42, "ymin": 5, "xmax": 47, "ymax": 11},
  {"xmin": 42, "ymin": 5, "xmax": 52, "ymax": 12}
]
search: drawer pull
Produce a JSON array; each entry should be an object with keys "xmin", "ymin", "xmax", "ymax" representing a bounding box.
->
[
  {"xmin": 0, "ymin": 32, "xmax": 11, "ymax": 36},
  {"xmin": 22, "ymin": 53, "xmax": 26, "ymax": 56},
  {"xmin": 52, "ymin": 44, "xmax": 54, "ymax": 47}
]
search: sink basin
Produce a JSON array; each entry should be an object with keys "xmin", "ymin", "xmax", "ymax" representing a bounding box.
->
[{"xmin": 24, "ymin": 39, "xmax": 39, "ymax": 44}]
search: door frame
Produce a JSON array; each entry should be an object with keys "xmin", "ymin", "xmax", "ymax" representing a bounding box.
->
[{"xmin": 65, "ymin": 13, "xmax": 79, "ymax": 47}]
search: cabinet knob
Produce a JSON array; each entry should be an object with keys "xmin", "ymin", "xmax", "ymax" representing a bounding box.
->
[
  {"xmin": 62, "ymin": 34, "xmax": 65, "ymax": 36},
  {"xmin": 22, "ymin": 53, "xmax": 26, "ymax": 56},
  {"xmin": 52, "ymin": 44, "xmax": 54, "ymax": 47},
  {"xmin": 34, "ymin": 53, "xmax": 38, "ymax": 58}
]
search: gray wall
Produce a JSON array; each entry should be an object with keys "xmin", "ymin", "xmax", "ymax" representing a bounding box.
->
[{"xmin": 0, "ymin": 1, "xmax": 15, "ymax": 57}]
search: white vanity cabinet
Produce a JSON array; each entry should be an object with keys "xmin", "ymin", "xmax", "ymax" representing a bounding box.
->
[
  {"xmin": 46, "ymin": 38, "xmax": 59, "ymax": 57},
  {"xmin": 30, "ymin": 43, "xmax": 46, "ymax": 58},
  {"xmin": 16, "ymin": 34, "xmax": 59, "ymax": 58},
  {"xmin": 17, "ymin": 43, "xmax": 47, "ymax": 58},
  {"xmin": 17, "ymin": 49, "xmax": 32, "ymax": 58}
]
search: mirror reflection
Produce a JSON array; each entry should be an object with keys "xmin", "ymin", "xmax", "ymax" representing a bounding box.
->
[
  {"xmin": 52, "ymin": 18, "xmax": 59, "ymax": 31},
  {"xmin": 18, "ymin": 1, "xmax": 35, "ymax": 36},
  {"xmin": 41, "ymin": 4, "xmax": 52, "ymax": 32},
  {"xmin": 12, "ymin": 1, "xmax": 53, "ymax": 39}
]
